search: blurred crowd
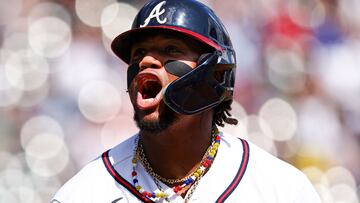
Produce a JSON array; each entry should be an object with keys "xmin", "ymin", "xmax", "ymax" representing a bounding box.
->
[{"xmin": 0, "ymin": 0, "xmax": 359, "ymax": 202}]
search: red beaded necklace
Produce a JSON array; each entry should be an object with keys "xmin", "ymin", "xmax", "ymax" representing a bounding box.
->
[{"xmin": 131, "ymin": 128, "xmax": 221, "ymax": 201}]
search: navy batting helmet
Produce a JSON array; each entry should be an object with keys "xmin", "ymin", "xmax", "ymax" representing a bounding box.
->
[{"xmin": 111, "ymin": 0, "xmax": 236, "ymax": 115}]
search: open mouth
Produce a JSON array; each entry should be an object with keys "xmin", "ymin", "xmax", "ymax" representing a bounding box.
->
[
  {"xmin": 136, "ymin": 73, "xmax": 163, "ymax": 109},
  {"xmin": 138, "ymin": 74, "xmax": 162, "ymax": 99}
]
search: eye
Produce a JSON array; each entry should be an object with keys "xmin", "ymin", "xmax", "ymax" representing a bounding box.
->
[
  {"xmin": 164, "ymin": 45, "xmax": 183, "ymax": 55},
  {"xmin": 131, "ymin": 48, "xmax": 147, "ymax": 62}
]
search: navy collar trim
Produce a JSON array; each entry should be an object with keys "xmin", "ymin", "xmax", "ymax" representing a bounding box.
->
[
  {"xmin": 102, "ymin": 138, "xmax": 250, "ymax": 203},
  {"xmin": 102, "ymin": 150, "xmax": 154, "ymax": 203},
  {"xmin": 216, "ymin": 138, "xmax": 250, "ymax": 203}
]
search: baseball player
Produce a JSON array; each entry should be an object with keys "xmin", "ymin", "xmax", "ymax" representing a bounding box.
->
[{"xmin": 52, "ymin": 0, "xmax": 322, "ymax": 202}]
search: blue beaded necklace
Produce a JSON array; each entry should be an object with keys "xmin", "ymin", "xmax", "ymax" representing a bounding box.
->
[{"xmin": 131, "ymin": 128, "xmax": 221, "ymax": 201}]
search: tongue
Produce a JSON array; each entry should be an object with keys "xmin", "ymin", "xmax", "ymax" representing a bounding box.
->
[{"xmin": 136, "ymin": 92, "xmax": 160, "ymax": 110}]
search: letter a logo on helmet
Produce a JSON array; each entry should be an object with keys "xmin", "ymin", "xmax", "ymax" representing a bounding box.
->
[{"xmin": 140, "ymin": 1, "xmax": 167, "ymax": 27}]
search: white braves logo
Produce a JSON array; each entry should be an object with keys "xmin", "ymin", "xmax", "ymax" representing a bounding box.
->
[{"xmin": 140, "ymin": 1, "xmax": 167, "ymax": 27}]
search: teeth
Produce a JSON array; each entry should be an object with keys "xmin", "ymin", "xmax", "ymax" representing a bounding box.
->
[
  {"xmin": 143, "ymin": 98, "xmax": 155, "ymax": 103},
  {"xmin": 144, "ymin": 79, "xmax": 157, "ymax": 82}
]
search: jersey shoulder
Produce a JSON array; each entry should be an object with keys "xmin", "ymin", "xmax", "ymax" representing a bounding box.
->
[
  {"xmin": 220, "ymin": 133, "xmax": 320, "ymax": 202},
  {"xmin": 241, "ymin": 139, "xmax": 321, "ymax": 202},
  {"xmin": 247, "ymin": 141, "xmax": 307, "ymax": 182},
  {"xmin": 51, "ymin": 135, "xmax": 137, "ymax": 203}
]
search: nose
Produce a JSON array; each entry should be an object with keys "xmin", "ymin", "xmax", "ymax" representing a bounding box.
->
[{"xmin": 139, "ymin": 55, "xmax": 163, "ymax": 71}]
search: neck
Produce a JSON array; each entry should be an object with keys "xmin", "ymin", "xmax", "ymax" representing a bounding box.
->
[{"xmin": 139, "ymin": 110, "xmax": 214, "ymax": 182}]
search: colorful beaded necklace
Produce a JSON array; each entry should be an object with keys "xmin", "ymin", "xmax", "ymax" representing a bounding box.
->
[{"xmin": 131, "ymin": 128, "xmax": 221, "ymax": 201}]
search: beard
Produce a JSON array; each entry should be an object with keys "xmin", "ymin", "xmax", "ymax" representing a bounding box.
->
[{"xmin": 133, "ymin": 102, "xmax": 178, "ymax": 134}]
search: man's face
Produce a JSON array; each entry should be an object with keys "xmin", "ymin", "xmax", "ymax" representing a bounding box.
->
[{"xmin": 128, "ymin": 33, "xmax": 203, "ymax": 133}]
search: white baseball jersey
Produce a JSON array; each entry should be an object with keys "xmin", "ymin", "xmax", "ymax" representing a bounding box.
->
[{"xmin": 52, "ymin": 133, "xmax": 321, "ymax": 203}]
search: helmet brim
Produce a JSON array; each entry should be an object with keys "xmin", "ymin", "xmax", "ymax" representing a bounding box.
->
[{"xmin": 111, "ymin": 26, "xmax": 222, "ymax": 64}]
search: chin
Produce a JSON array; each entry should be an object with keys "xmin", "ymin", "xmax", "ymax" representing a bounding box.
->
[
  {"xmin": 140, "ymin": 110, "xmax": 160, "ymax": 123},
  {"xmin": 133, "ymin": 102, "xmax": 178, "ymax": 134}
]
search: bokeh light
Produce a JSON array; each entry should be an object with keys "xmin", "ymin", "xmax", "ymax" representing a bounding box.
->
[
  {"xmin": 2, "ymin": 31, "xmax": 29, "ymax": 52},
  {"xmin": 25, "ymin": 133, "xmax": 64, "ymax": 160},
  {"xmin": 101, "ymin": 115, "xmax": 138, "ymax": 149},
  {"xmin": 325, "ymin": 166, "xmax": 357, "ymax": 189},
  {"xmin": 330, "ymin": 184, "xmax": 359, "ymax": 203},
  {"xmin": 28, "ymin": 16, "xmax": 72, "ymax": 58},
  {"xmin": 75, "ymin": 0, "xmax": 116, "ymax": 27},
  {"xmin": 17, "ymin": 83, "xmax": 49, "ymax": 108},
  {"xmin": 0, "ymin": 187, "xmax": 17, "ymax": 203},
  {"xmin": 266, "ymin": 46, "xmax": 306, "ymax": 93},
  {"xmin": 102, "ymin": 31, "xmax": 116, "ymax": 56},
  {"xmin": 20, "ymin": 115, "xmax": 64, "ymax": 149},
  {"xmin": 247, "ymin": 115, "xmax": 278, "ymax": 156},
  {"xmin": 287, "ymin": 0, "xmax": 326, "ymax": 28},
  {"xmin": 2, "ymin": 153, "xmax": 31, "ymax": 188},
  {"xmin": 259, "ymin": 98, "xmax": 297, "ymax": 141},
  {"xmin": 28, "ymin": 2, "xmax": 72, "ymax": 24},
  {"xmin": 314, "ymin": 183, "xmax": 334, "ymax": 203},
  {"xmin": 0, "ymin": 151, "xmax": 15, "ymax": 170},
  {"xmin": 25, "ymin": 133, "xmax": 69, "ymax": 177},
  {"xmin": 101, "ymin": 2, "xmax": 138, "ymax": 40},
  {"xmin": 0, "ymin": 0, "xmax": 23, "ymax": 26},
  {"xmin": 302, "ymin": 166, "xmax": 325, "ymax": 184},
  {"xmin": 313, "ymin": 46, "xmax": 360, "ymax": 112},
  {"xmin": 339, "ymin": 0, "xmax": 360, "ymax": 27},
  {"xmin": 297, "ymin": 97, "xmax": 342, "ymax": 157},
  {"xmin": 248, "ymin": 131, "xmax": 278, "ymax": 156},
  {"xmin": 10, "ymin": 186, "xmax": 43, "ymax": 203},
  {"xmin": 0, "ymin": 49, "xmax": 23, "ymax": 108},
  {"xmin": 78, "ymin": 80, "xmax": 122, "ymax": 123},
  {"xmin": 220, "ymin": 101, "xmax": 248, "ymax": 139},
  {"xmin": 0, "ymin": 88, "xmax": 20, "ymax": 108},
  {"xmin": 53, "ymin": 42, "xmax": 111, "ymax": 96},
  {"xmin": 4, "ymin": 49, "xmax": 49, "ymax": 91},
  {"xmin": 304, "ymin": 166, "xmax": 360, "ymax": 202}
]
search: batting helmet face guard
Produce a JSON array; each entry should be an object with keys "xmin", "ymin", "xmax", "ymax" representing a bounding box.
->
[{"xmin": 111, "ymin": 0, "xmax": 236, "ymax": 115}]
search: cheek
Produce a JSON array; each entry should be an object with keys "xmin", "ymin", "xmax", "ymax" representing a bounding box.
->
[
  {"xmin": 168, "ymin": 74, "xmax": 178, "ymax": 83},
  {"xmin": 187, "ymin": 61, "xmax": 197, "ymax": 69}
]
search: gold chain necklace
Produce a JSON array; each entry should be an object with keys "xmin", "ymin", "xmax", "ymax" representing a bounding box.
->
[
  {"xmin": 131, "ymin": 128, "xmax": 221, "ymax": 201},
  {"xmin": 136, "ymin": 136, "xmax": 214, "ymax": 185}
]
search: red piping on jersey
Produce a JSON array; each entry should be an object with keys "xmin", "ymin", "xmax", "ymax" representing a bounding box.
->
[
  {"xmin": 102, "ymin": 139, "xmax": 249, "ymax": 202},
  {"xmin": 102, "ymin": 151, "xmax": 154, "ymax": 203},
  {"xmin": 216, "ymin": 139, "xmax": 250, "ymax": 203}
]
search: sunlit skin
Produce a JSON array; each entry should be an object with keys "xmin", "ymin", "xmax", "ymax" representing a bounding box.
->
[{"xmin": 128, "ymin": 34, "xmax": 214, "ymax": 191}]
